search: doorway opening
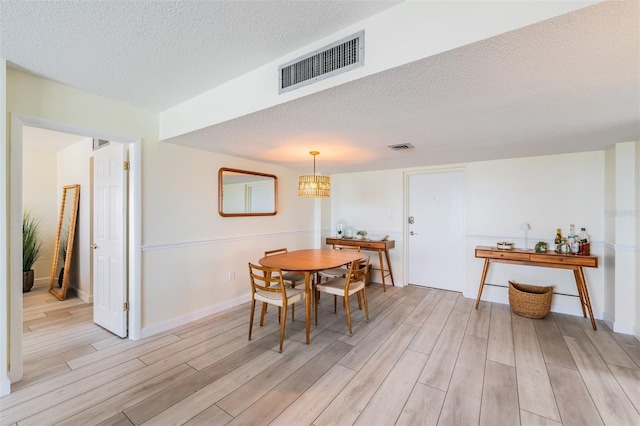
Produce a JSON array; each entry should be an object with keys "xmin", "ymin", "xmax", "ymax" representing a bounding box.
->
[{"xmin": 9, "ymin": 113, "xmax": 141, "ymax": 386}]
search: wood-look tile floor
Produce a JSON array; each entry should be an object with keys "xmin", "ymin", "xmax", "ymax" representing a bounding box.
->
[{"xmin": 2, "ymin": 282, "xmax": 639, "ymax": 426}]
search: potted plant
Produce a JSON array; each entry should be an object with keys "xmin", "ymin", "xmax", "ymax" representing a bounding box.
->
[
  {"xmin": 23, "ymin": 210, "xmax": 42, "ymax": 292},
  {"xmin": 355, "ymin": 230, "xmax": 367, "ymax": 240}
]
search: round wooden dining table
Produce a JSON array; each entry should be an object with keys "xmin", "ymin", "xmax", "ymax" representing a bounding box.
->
[{"xmin": 259, "ymin": 249, "xmax": 364, "ymax": 344}]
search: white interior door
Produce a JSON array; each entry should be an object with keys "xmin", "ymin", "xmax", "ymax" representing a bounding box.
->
[
  {"xmin": 408, "ymin": 171, "xmax": 464, "ymax": 291},
  {"xmin": 93, "ymin": 142, "xmax": 128, "ymax": 337}
]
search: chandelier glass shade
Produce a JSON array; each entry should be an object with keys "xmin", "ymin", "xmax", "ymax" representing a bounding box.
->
[{"xmin": 298, "ymin": 151, "xmax": 331, "ymax": 198}]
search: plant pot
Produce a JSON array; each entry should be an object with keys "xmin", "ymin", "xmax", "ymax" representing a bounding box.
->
[
  {"xmin": 58, "ymin": 267, "xmax": 64, "ymax": 288},
  {"xmin": 23, "ymin": 270, "xmax": 34, "ymax": 293}
]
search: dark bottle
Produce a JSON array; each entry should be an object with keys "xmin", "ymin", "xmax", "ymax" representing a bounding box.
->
[{"xmin": 579, "ymin": 227, "xmax": 591, "ymax": 255}]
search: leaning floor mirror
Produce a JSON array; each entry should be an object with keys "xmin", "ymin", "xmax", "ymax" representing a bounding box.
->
[{"xmin": 49, "ymin": 184, "xmax": 80, "ymax": 300}]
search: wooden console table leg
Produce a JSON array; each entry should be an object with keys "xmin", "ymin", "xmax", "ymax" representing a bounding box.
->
[
  {"xmin": 573, "ymin": 269, "xmax": 587, "ymax": 317},
  {"xmin": 475, "ymin": 259, "xmax": 490, "ymax": 309},
  {"xmin": 384, "ymin": 248, "xmax": 395, "ymax": 286},
  {"xmin": 377, "ymin": 249, "xmax": 387, "ymax": 292},
  {"xmin": 576, "ymin": 267, "xmax": 597, "ymax": 330}
]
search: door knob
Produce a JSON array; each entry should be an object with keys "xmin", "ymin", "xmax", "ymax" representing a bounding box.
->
[
  {"xmin": 90, "ymin": 244, "xmax": 99, "ymax": 249},
  {"xmin": 410, "ymin": 231, "xmax": 418, "ymax": 235}
]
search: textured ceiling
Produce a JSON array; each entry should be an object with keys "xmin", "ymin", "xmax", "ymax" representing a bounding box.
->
[
  {"xmin": 1, "ymin": 0, "xmax": 401, "ymax": 111},
  {"xmin": 3, "ymin": 1, "xmax": 639, "ymax": 174}
]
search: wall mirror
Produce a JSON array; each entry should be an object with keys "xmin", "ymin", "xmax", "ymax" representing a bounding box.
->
[
  {"xmin": 218, "ymin": 168, "xmax": 277, "ymax": 217},
  {"xmin": 49, "ymin": 184, "xmax": 80, "ymax": 300}
]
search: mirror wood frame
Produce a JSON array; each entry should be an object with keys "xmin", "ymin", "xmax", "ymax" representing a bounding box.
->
[
  {"xmin": 49, "ymin": 184, "xmax": 80, "ymax": 300},
  {"xmin": 218, "ymin": 168, "xmax": 278, "ymax": 217}
]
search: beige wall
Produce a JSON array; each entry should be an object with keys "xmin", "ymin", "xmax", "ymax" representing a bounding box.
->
[
  {"xmin": 5, "ymin": 69, "xmax": 318, "ymax": 367},
  {"xmin": 22, "ymin": 148, "xmax": 58, "ymax": 282}
]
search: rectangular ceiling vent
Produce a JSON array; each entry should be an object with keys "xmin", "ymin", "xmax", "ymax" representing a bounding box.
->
[
  {"xmin": 279, "ymin": 30, "xmax": 364, "ymax": 94},
  {"xmin": 388, "ymin": 143, "xmax": 415, "ymax": 151}
]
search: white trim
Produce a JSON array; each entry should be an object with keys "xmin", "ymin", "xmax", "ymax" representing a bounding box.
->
[
  {"xmin": 0, "ymin": 57, "xmax": 9, "ymax": 397},
  {"xmin": 602, "ymin": 240, "xmax": 638, "ymax": 252},
  {"xmin": 142, "ymin": 229, "xmax": 314, "ymax": 251},
  {"xmin": 9, "ymin": 115, "xmax": 23, "ymax": 383},
  {"xmin": 128, "ymin": 141, "xmax": 142, "ymax": 340},
  {"xmin": 140, "ymin": 294, "xmax": 251, "ymax": 339},
  {"xmin": 8, "ymin": 114, "xmax": 142, "ymax": 388}
]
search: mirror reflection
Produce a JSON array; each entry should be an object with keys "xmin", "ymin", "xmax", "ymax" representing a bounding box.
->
[
  {"xmin": 218, "ymin": 168, "xmax": 277, "ymax": 217},
  {"xmin": 49, "ymin": 184, "xmax": 80, "ymax": 300}
]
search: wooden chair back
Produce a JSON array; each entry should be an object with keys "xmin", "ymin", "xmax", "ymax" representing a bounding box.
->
[
  {"xmin": 249, "ymin": 263, "xmax": 285, "ymax": 295},
  {"xmin": 264, "ymin": 247, "xmax": 288, "ymax": 257}
]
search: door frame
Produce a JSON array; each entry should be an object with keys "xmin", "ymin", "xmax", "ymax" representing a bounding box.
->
[
  {"xmin": 403, "ymin": 167, "xmax": 465, "ymax": 288},
  {"xmin": 8, "ymin": 113, "xmax": 142, "ymax": 385}
]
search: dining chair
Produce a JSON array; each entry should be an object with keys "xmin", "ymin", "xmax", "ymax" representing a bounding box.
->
[
  {"xmin": 318, "ymin": 244, "xmax": 361, "ymax": 281},
  {"xmin": 248, "ymin": 262, "xmax": 305, "ymax": 352},
  {"xmin": 314, "ymin": 257, "xmax": 370, "ymax": 335},
  {"xmin": 264, "ymin": 248, "xmax": 306, "ymax": 287}
]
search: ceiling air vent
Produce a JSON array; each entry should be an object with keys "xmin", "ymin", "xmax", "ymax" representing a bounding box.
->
[
  {"xmin": 279, "ymin": 30, "xmax": 364, "ymax": 94},
  {"xmin": 388, "ymin": 143, "xmax": 415, "ymax": 151}
]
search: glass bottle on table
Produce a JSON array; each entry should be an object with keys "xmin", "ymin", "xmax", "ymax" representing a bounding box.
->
[
  {"xmin": 554, "ymin": 228, "xmax": 563, "ymax": 252},
  {"xmin": 579, "ymin": 227, "xmax": 591, "ymax": 255}
]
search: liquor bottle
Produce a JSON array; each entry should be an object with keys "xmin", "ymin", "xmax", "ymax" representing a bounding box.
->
[
  {"xmin": 554, "ymin": 228, "xmax": 562, "ymax": 252},
  {"xmin": 567, "ymin": 224, "xmax": 578, "ymax": 253},
  {"xmin": 579, "ymin": 227, "xmax": 591, "ymax": 255}
]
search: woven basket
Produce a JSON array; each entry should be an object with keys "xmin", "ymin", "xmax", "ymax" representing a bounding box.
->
[{"xmin": 508, "ymin": 281, "xmax": 553, "ymax": 319}]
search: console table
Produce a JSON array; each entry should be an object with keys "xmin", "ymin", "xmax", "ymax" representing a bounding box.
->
[
  {"xmin": 474, "ymin": 246, "xmax": 599, "ymax": 330},
  {"xmin": 326, "ymin": 238, "xmax": 395, "ymax": 291}
]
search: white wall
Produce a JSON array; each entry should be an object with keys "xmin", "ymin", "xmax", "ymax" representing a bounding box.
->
[
  {"xmin": 22, "ymin": 148, "xmax": 58, "ymax": 283},
  {"xmin": 332, "ymin": 151, "xmax": 626, "ymax": 327},
  {"xmin": 329, "ymin": 169, "xmax": 404, "ymax": 284}
]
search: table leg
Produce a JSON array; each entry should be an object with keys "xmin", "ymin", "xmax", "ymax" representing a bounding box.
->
[
  {"xmin": 573, "ymin": 268, "xmax": 587, "ymax": 317},
  {"xmin": 304, "ymin": 271, "xmax": 312, "ymax": 344},
  {"xmin": 475, "ymin": 259, "xmax": 490, "ymax": 309},
  {"xmin": 377, "ymin": 250, "xmax": 387, "ymax": 292},
  {"xmin": 576, "ymin": 267, "xmax": 597, "ymax": 330},
  {"xmin": 384, "ymin": 248, "xmax": 395, "ymax": 287}
]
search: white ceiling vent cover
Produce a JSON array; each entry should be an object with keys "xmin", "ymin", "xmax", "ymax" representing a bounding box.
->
[
  {"xmin": 388, "ymin": 143, "xmax": 415, "ymax": 151},
  {"xmin": 279, "ymin": 30, "xmax": 364, "ymax": 94}
]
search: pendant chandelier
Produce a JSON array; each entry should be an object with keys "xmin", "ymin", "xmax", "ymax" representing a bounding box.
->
[{"xmin": 298, "ymin": 151, "xmax": 331, "ymax": 198}]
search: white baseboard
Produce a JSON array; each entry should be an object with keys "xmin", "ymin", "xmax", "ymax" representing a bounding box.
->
[
  {"xmin": 463, "ymin": 291, "xmax": 604, "ymax": 321},
  {"xmin": 0, "ymin": 375, "xmax": 10, "ymax": 397},
  {"xmin": 140, "ymin": 294, "xmax": 251, "ymax": 339},
  {"xmin": 73, "ymin": 286, "xmax": 92, "ymax": 304}
]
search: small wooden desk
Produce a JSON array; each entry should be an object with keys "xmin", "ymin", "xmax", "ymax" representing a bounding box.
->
[
  {"xmin": 259, "ymin": 249, "xmax": 363, "ymax": 344},
  {"xmin": 474, "ymin": 246, "xmax": 599, "ymax": 329},
  {"xmin": 326, "ymin": 238, "xmax": 395, "ymax": 291}
]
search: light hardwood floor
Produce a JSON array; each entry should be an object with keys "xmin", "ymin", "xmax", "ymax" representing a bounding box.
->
[{"xmin": 2, "ymin": 282, "xmax": 639, "ymax": 426}]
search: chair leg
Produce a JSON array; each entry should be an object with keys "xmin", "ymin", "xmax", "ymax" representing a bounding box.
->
[
  {"xmin": 248, "ymin": 299, "xmax": 255, "ymax": 341},
  {"xmin": 260, "ymin": 302, "xmax": 267, "ymax": 326},
  {"xmin": 356, "ymin": 292, "xmax": 362, "ymax": 309},
  {"xmin": 345, "ymin": 294, "xmax": 353, "ymax": 335},
  {"xmin": 333, "ymin": 295, "xmax": 337, "ymax": 313},
  {"xmin": 278, "ymin": 307, "xmax": 282, "ymax": 323},
  {"xmin": 291, "ymin": 304, "xmax": 295, "ymax": 322},
  {"xmin": 362, "ymin": 287, "xmax": 370, "ymax": 321},
  {"xmin": 279, "ymin": 303, "xmax": 287, "ymax": 353},
  {"xmin": 315, "ymin": 290, "xmax": 319, "ymax": 325}
]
